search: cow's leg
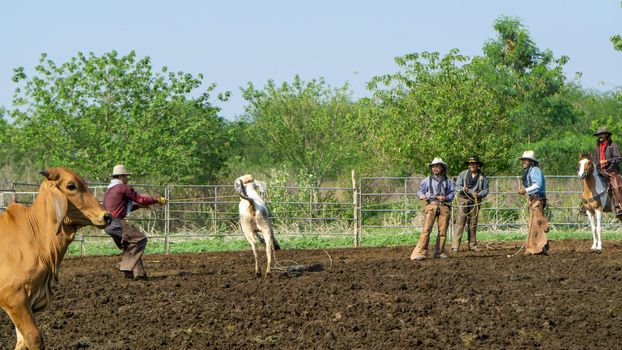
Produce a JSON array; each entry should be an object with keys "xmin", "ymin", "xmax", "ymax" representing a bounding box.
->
[
  {"xmin": 5, "ymin": 303, "xmax": 43, "ymax": 350},
  {"xmin": 263, "ymin": 230, "xmax": 273, "ymax": 277},
  {"xmin": 241, "ymin": 221, "xmax": 261, "ymax": 276},
  {"xmin": 595, "ymin": 209, "xmax": 603, "ymax": 251},
  {"xmin": 586, "ymin": 210, "xmax": 597, "ymax": 250},
  {"xmin": 250, "ymin": 239, "xmax": 260, "ymax": 277}
]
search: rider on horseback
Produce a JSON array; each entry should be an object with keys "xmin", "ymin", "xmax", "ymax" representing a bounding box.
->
[{"xmin": 594, "ymin": 127, "xmax": 622, "ymax": 217}]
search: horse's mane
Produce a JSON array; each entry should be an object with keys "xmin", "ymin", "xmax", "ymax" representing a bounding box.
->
[{"xmin": 580, "ymin": 152, "xmax": 594, "ymax": 161}]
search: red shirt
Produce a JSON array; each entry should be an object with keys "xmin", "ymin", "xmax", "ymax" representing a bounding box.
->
[
  {"xmin": 103, "ymin": 183, "xmax": 158, "ymax": 219},
  {"xmin": 599, "ymin": 141, "xmax": 608, "ymax": 166}
]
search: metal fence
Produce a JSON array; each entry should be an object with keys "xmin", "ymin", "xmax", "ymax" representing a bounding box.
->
[{"xmin": 3, "ymin": 175, "xmax": 621, "ymax": 254}]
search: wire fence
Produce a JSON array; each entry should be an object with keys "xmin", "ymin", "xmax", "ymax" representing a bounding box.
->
[{"xmin": 2, "ymin": 175, "xmax": 620, "ymax": 254}]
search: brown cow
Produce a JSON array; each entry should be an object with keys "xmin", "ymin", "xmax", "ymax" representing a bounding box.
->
[{"xmin": 0, "ymin": 168, "xmax": 111, "ymax": 350}]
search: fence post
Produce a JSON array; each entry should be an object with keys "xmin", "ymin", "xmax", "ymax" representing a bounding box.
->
[
  {"xmin": 494, "ymin": 178, "xmax": 499, "ymax": 231},
  {"xmin": 164, "ymin": 185, "xmax": 170, "ymax": 254},
  {"xmin": 352, "ymin": 170, "xmax": 360, "ymax": 247}
]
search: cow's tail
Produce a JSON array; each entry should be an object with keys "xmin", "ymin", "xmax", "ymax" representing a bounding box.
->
[{"xmin": 272, "ymin": 228, "xmax": 281, "ymax": 250}]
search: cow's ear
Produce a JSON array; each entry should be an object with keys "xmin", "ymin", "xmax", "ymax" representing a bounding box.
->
[{"xmin": 255, "ymin": 181, "xmax": 267, "ymax": 196}]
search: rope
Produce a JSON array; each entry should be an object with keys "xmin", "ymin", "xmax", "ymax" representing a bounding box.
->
[
  {"xmin": 506, "ymin": 241, "xmax": 527, "ymax": 258},
  {"xmin": 271, "ymin": 247, "xmax": 333, "ymax": 277}
]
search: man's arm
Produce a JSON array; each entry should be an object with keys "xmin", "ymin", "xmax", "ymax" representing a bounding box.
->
[
  {"xmin": 124, "ymin": 186, "xmax": 159, "ymax": 206},
  {"xmin": 417, "ymin": 178, "xmax": 429, "ymax": 200},
  {"xmin": 478, "ymin": 176, "xmax": 490, "ymax": 198},
  {"xmin": 444, "ymin": 179, "xmax": 455, "ymax": 202},
  {"xmin": 610, "ymin": 143, "xmax": 621, "ymax": 168}
]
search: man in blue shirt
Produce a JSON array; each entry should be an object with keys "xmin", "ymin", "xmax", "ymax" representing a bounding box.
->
[
  {"xmin": 410, "ymin": 157, "xmax": 455, "ymax": 261},
  {"xmin": 517, "ymin": 151, "xmax": 549, "ymax": 255}
]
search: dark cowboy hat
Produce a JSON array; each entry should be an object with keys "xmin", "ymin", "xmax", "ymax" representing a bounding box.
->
[
  {"xmin": 465, "ymin": 155, "xmax": 483, "ymax": 166},
  {"xmin": 593, "ymin": 127, "xmax": 612, "ymax": 136}
]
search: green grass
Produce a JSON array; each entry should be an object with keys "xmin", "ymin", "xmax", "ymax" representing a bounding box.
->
[{"xmin": 66, "ymin": 229, "xmax": 622, "ymax": 257}]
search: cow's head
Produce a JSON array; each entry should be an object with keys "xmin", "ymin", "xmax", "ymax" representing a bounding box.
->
[{"xmin": 40, "ymin": 167, "xmax": 112, "ymax": 229}]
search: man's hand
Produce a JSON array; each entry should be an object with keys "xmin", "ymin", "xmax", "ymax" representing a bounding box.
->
[
  {"xmin": 437, "ymin": 195, "xmax": 446, "ymax": 202},
  {"xmin": 518, "ymin": 188, "xmax": 526, "ymax": 195},
  {"xmin": 157, "ymin": 196, "xmax": 168, "ymax": 205},
  {"xmin": 600, "ymin": 159, "xmax": 608, "ymax": 167},
  {"xmin": 419, "ymin": 194, "xmax": 427, "ymax": 200}
]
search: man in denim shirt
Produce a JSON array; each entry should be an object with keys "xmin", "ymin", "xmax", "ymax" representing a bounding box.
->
[
  {"xmin": 410, "ymin": 157, "xmax": 455, "ymax": 261},
  {"xmin": 517, "ymin": 151, "xmax": 549, "ymax": 255}
]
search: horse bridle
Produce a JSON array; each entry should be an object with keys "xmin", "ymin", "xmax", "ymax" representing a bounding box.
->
[{"xmin": 579, "ymin": 158, "xmax": 592, "ymax": 180}]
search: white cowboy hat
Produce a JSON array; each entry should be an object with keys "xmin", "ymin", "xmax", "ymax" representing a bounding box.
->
[
  {"xmin": 428, "ymin": 157, "xmax": 448, "ymax": 170},
  {"xmin": 518, "ymin": 150, "xmax": 539, "ymax": 164},
  {"xmin": 111, "ymin": 164, "xmax": 132, "ymax": 177}
]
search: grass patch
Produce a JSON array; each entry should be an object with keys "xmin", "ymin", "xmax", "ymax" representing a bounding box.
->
[{"xmin": 67, "ymin": 229, "xmax": 622, "ymax": 257}]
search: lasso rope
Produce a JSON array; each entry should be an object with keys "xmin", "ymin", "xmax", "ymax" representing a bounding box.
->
[{"xmin": 271, "ymin": 247, "xmax": 333, "ymax": 276}]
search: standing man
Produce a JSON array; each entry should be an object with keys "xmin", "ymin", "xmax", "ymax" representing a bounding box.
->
[
  {"xmin": 410, "ymin": 157, "xmax": 455, "ymax": 261},
  {"xmin": 103, "ymin": 165, "xmax": 167, "ymax": 279},
  {"xmin": 517, "ymin": 151, "xmax": 549, "ymax": 255},
  {"xmin": 452, "ymin": 155, "xmax": 489, "ymax": 253},
  {"xmin": 593, "ymin": 127, "xmax": 622, "ymax": 217}
]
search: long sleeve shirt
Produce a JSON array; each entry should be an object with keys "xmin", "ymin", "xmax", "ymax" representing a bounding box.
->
[
  {"xmin": 522, "ymin": 166, "xmax": 546, "ymax": 196},
  {"xmin": 103, "ymin": 183, "xmax": 158, "ymax": 219},
  {"xmin": 455, "ymin": 170, "xmax": 489, "ymax": 199},
  {"xmin": 417, "ymin": 175, "xmax": 455, "ymax": 203},
  {"xmin": 595, "ymin": 140, "xmax": 621, "ymax": 172}
]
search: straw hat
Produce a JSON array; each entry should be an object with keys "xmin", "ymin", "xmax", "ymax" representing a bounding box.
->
[
  {"xmin": 428, "ymin": 157, "xmax": 448, "ymax": 170},
  {"xmin": 518, "ymin": 150, "xmax": 539, "ymax": 164},
  {"xmin": 111, "ymin": 164, "xmax": 132, "ymax": 177}
]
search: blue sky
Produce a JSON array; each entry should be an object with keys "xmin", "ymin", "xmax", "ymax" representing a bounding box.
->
[{"xmin": 1, "ymin": 1, "xmax": 621, "ymax": 118}]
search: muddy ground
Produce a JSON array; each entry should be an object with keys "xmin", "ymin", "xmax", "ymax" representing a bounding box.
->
[{"xmin": 2, "ymin": 239, "xmax": 622, "ymax": 349}]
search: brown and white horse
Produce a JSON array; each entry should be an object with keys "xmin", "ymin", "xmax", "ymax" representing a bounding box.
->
[{"xmin": 578, "ymin": 153, "xmax": 621, "ymax": 252}]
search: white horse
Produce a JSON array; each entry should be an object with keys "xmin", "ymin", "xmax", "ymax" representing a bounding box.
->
[{"xmin": 578, "ymin": 153, "xmax": 620, "ymax": 252}]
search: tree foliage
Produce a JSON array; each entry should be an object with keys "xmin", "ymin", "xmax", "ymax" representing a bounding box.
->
[
  {"xmin": 9, "ymin": 51, "xmax": 230, "ymax": 183},
  {"xmin": 367, "ymin": 50, "xmax": 512, "ymax": 175},
  {"xmin": 241, "ymin": 76, "xmax": 364, "ymax": 185}
]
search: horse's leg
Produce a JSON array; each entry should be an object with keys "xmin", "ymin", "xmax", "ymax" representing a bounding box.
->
[
  {"xmin": 595, "ymin": 209, "xmax": 603, "ymax": 251},
  {"xmin": 586, "ymin": 210, "xmax": 597, "ymax": 250}
]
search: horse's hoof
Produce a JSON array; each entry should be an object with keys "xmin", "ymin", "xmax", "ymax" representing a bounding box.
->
[{"xmin": 591, "ymin": 248, "xmax": 602, "ymax": 254}]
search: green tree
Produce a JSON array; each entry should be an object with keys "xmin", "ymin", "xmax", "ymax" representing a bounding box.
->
[
  {"xmin": 480, "ymin": 16, "xmax": 576, "ymax": 142},
  {"xmin": 367, "ymin": 50, "xmax": 512, "ymax": 175},
  {"xmin": 241, "ymin": 76, "xmax": 364, "ymax": 185},
  {"xmin": 9, "ymin": 51, "xmax": 230, "ymax": 183}
]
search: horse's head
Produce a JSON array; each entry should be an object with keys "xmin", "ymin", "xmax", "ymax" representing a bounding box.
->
[{"xmin": 578, "ymin": 153, "xmax": 594, "ymax": 180}]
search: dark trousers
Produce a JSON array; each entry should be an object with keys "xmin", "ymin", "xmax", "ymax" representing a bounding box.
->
[
  {"xmin": 104, "ymin": 218, "xmax": 148, "ymax": 277},
  {"xmin": 452, "ymin": 196, "xmax": 481, "ymax": 251},
  {"xmin": 604, "ymin": 170, "xmax": 622, "ymax": 212}
]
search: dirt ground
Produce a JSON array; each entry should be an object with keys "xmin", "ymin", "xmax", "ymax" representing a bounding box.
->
[{"xmin": 2, "ymin": 239, "xmax": 622, "ymax": 349}]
